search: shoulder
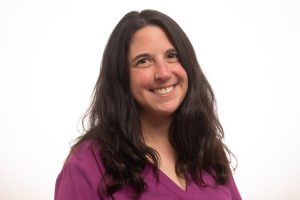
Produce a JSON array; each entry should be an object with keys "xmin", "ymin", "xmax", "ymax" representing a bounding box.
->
[
  {"xmin": 68, "ymin": 140, "xmax": 104, "ymax": 170},
  {"xmin": 199, "ymin": 172, "xmax": 242, "ymax": 200},
  {"xmin": 225, "ymin": 174, "xmax": 242, "ymax": 200},
  {"xmin": 55, "ymin": 140, "xmax": 105, "ymax": 200}
]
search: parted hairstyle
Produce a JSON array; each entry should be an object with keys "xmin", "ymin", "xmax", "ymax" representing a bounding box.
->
[{"xmin": 72, "ymin": 9, "xmax": 235, "ymax": 199}]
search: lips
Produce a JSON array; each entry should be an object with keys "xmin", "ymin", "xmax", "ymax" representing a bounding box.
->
[{"xmin": 151, "ymin": 84, "xmax": 176, "ymax": 96}]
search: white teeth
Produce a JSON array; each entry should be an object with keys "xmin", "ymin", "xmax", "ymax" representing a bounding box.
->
[{"xmin": 154, "ymin": 86, "xmax": 174, "ymax": 95}]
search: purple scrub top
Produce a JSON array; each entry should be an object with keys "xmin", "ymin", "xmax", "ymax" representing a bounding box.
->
[{"xmin": 55, "ymin": 140, "xmax": 242, "ymax": 200}]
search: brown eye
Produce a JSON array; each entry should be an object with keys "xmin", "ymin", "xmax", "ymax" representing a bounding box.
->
[
  {"xmin": 136, "ymin": 57, "xmax": 152, "ymax": 68},
  {"xmin": 168, "ymin": 52, "xmax": 177, "ymax": 58},
  {"xmin": 138, "ymin": 58, "xmax": 148, "ymax": 64},
  {"xmin": 167, "ymin": 51, "xmax": 178, "ymax": 62}
]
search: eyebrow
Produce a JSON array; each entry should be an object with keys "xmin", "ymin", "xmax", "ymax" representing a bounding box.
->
[
  {"xmin": 165, "ymin": 48, "xmax": 177, "ymax": 55},
  {"xmin": 131, "ymin": 53, "xmax": 150, "ymax": 64},
  {"xmin": 130, "ymin": 48, "xmax": 177, "ymax": 64}
]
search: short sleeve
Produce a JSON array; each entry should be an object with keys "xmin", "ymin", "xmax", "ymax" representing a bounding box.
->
[
  {"xmin": 55, "ymin": 141, "xmax": 103, "ymax": 200},
  {"xmin": 228, "ymin": 175, "xmax": 242, "ymax": 200}
]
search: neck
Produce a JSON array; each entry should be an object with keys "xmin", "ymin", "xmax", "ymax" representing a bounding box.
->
[
  {"xmin": 139, "ymin": 112, "xmax": 186, "ymax": 191},
  {"xmin": 140, "ymin": 112, "xmax": 173, "ymax": 143}
]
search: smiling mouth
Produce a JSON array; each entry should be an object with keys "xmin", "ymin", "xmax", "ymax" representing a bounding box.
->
[{"xmin": 151, "ymin": 84, "xmax": 176, "ymax": 95}]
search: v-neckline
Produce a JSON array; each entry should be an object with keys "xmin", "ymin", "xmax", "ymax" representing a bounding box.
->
[{"xmin": 157, "ymin": 167, "xmax": 189, "ymax": 197}]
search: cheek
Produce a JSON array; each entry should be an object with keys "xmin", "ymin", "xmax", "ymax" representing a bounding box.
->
[
  {"xmin": 177, "ymin": 67, "xmax": 189, "ymax": 95},
  {"xmin": 131, "ymin": 69, "xmax": 152, "ymax": 83},
  {"xmin": 182, "ymin": 69, "xmax": 188, "ymax": 80},
  {"xmin": 130, "ymin": 71, "xmax": 152, "ymax": 94},
  {"xmin": 176, "ymin": 66, "xmax": 188, "ymax": 83}
]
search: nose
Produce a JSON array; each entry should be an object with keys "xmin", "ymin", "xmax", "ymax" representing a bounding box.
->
[{"xmin": 154, "ymin": 60, "xmax": 171, "ymax": 81}]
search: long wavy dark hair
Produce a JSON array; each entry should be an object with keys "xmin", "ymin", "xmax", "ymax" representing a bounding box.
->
[{"xmin": 72, "ymin": 9, "xmax": 235, "ymax": 199}]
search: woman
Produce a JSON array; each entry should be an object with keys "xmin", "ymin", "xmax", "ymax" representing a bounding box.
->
[{"xmin": 55, "ymin": 9, "xmax": 242, "ymax": 200}]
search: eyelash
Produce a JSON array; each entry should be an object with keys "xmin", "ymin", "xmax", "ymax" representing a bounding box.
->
[
  {"xmin": 135, "ymin": 51, "xmax": 178, "ymax": 67},
  {"xmin": 137, "ymin": 57, "xmax": 151, "ymax": 65},
  {"xmin": 168, "ymin": 52, "xmax": 178, "ymax": 59}
]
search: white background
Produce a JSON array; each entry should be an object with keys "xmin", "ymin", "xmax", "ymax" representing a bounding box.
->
[{"xmin": 1, "ymin": 0, "xmax": 299, "ymax": 199}]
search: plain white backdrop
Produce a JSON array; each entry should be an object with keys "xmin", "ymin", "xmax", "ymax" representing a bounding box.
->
[{"xmin": 1, "ymin": 0, "xmax": 299, "ymax": 199}]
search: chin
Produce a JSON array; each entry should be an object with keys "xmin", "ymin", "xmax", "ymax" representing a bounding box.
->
[{"xmin": 155, "ymin": 107, "xmax": 179, "ymax": 117}]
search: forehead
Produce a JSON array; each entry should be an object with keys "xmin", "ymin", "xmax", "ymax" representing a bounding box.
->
[{"xmin": 128, "ymin": 25, "xmax": 174, "ymax": 57}]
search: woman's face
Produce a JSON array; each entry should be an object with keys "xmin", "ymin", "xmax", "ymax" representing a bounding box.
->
[{"xmin": 128, "ymin": 25, "xmax": 188, "ymax": 118}]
